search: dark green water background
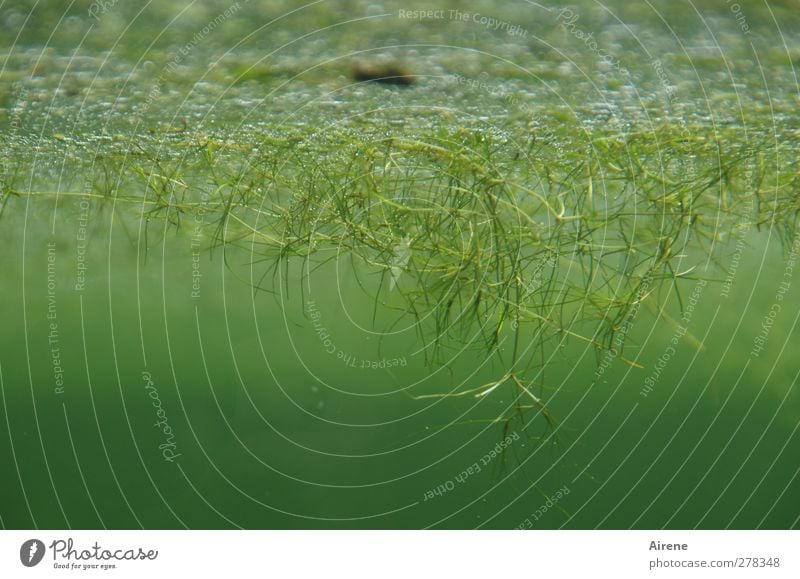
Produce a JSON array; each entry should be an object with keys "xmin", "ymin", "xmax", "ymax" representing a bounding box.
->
[{"xmin": 0, "ymin": 196, "xmax": 797, "ymax": 529}]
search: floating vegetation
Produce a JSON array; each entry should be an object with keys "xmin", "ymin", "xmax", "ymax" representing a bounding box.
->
[{"xmin": 4, "ymin": 116, "xmax": 797, "ymax": 440}]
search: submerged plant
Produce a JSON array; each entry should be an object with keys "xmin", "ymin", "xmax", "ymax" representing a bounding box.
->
[{"xmin": 3, "ymin": 115, "xmax": 798, "ymax": 446}]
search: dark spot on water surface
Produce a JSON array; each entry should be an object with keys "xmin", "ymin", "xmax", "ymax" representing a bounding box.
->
[{"xmin": 351, "ymin": 62, "xmax": 416, "ymax": 86}]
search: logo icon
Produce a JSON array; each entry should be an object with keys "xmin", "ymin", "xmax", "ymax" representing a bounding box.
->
[{"xmin": 20, "ymin": 539, "xmax": 45, "ymax": 567}]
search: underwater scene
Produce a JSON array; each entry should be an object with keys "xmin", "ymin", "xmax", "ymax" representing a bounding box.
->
[{"xmin": 0, "ymin": 0, "xmax": 798, "ymax": 529}]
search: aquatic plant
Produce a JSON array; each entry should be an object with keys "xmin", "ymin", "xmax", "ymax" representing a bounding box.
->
[{"xmin": 4, "ymin": 115, "xmax": 797, "ymax": 444}]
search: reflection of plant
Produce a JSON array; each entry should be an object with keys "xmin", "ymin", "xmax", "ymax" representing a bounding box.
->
[{"xmin": 5, "ymin": 120, "xmax": 798, "ymax": 444}]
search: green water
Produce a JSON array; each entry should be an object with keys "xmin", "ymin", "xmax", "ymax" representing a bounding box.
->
[
  {"xmin": 1, "ymin": 0, "xmax": 798, "ymax": 529},
  {"xmin": 0, "ymin": 196, "xmax": 797, "ymax": 529}
]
